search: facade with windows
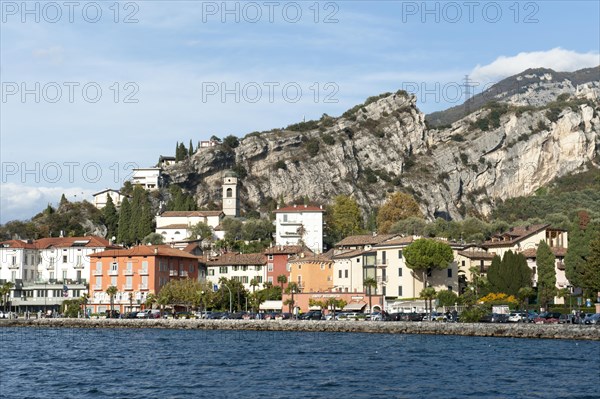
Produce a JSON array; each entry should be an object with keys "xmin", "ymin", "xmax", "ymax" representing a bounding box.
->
[
  {"xmin": 205, "ymin": 253, "xmax": 266, "ymax": 291},
  {"xmin": 273, "ymin": 205, "xmax": 325, "ymax": 253},
  {"xmin": 155, "ymin": 210, "xmax": 224, "ymax": 243},
  {"xmin": 92, "ymin": 189, "xmax": 128, "ymax": 209},
  {"xmin": 88, "ymin": 245, "xmax": 200, "ymax": 313},
  {"xmin": 264, "ymin": 245, "xmax": 308, "ymax": 288},
  {"xmin": 0, "ymin": 236, "xmax": 112, "ymax": 313},
  {"xmin": 287, "ymin": 251, "xmax": 334, "ymax": 293}
]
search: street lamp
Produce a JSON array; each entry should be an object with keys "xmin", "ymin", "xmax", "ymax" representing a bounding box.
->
[{"xmin": 222, "ymin": 283, "xmax": 232, "ymax": 313}]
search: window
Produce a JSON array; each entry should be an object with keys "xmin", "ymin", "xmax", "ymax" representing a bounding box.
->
[
  {"xmin": 242, "ymin": 276, "xmax": 248, "ymax": 284},
  {"xmin": 11, "ymin": 256, "xmax": 16, "ymax": 266},
  {"xmin": 125, "ymin": 276, "xmax": 132, "ymax": 289},
  {"xmin": 141, "ymin": 276, "xmax": 148, "ymax": 289},
  {"xmin": 49, "ymin": 257, "xmax": 55, "ymax": 267},
  {"xmin": 241, "ymin": 266, "xmax": 247, "ymax": 271},
  {"xmin": 298, "ymin": 265, "xmax": 301, "ymax": 270},
  {"xmin": 320, "ymin": 263, "xmax": 325, "ymax": 270},
  {"xmin": 226, "ymin": 188, "xmax": 232, "ymax": 198},
  {"xmin": 232, "ymin": 266, "xmax": 238, "ymax": 272},
  {"xmin": 76, "ymin": 255, "xmax": 82, "ymax": 265},
  {"xmin": 398, "ymin": 267, "xmax": 402, "ymax": 277},
  {"xmin": 96, "ymin": 261, "xmax": 103, "ymax": 271},
  {"xmin": 50, "ymin": 271, "xmax": 55, "ymax": 280},
  {"xmin": 208, "ymin": 269, "xmax": 215, "ymax": 276},
  {"xmin": 62, "ymin": 270, "xmax": 67, "ymax": 281},
  {"xmin": 447, "ymin": 268, "xmax": 452, "ymax": 278},
  {"xmin": 268, "ymin": 276, "xmax": 273, "ymax": 283},
  {"xmin": 11, "ymin": 271, "xmax": 16, "ymax": 282},
  {"xmin": 398, "ymin": 286, "xmax": 403, "ymax": 296},
  {"xmin": 219, "ymin": 266, "xmax": 227, "ymax": 274},
  {"xmin": 382, "ymin": 287, "xmax": 386, "ymax": 296},
  {"xmin": 447, "ymin": 286, "xmax": 453, "ymax": 291},
  {"xmin": 111, "ymin": 262, "xmax": 118, "ymax": 272},
  {"xmin": 111, "ymin": 276, "xmax": 117, "ymax": 286},
  {"xmin": 126, "ymin": 262, "xmax": 133, "ymax": 274},
  {"xmin": 257, "ymin": 276, "xmax": 263, "ymax": 283},
  {"xmin": 256, "ymin": 265, "xmax": 262, "ymax": 271},
  {"xmin": 398, "ymin": 250, "xmax": 403, "ymax": 259},
  {"xmin": 461, "ymin": 260, "xmax": 465, "ymax": 267},
  {"xmin": 381, "ymin": 251, "xmax": 387, "ymax": 265},
  {"xmin": 63, "ymin": 255, "xmax": 68, "ymax": 263},
  {"xmin": 338, "ymin": 270, "xmax": 342, "ymax": 278},
  {"xmin": 268, "ymin": 254, "xmax": 273, "ymax": 260},
  {"xmin": 344, "ymin": 270, "xmax": 348, "ymax": 278},
  {"xmin": 382, "ymin": 268, "xmax": 386, "ymax": 280},
  {"xmin": 141, "ymin": 261, "xmax": 148, "ymax": 274},
  {"xmin": 189, "ymin": 263, "xmax": 194, "ymax": 273}
]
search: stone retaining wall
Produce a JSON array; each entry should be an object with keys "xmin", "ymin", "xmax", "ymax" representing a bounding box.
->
[{"xmin": 1, "ymin": 319, "xmax": 599, "ymax": 340}]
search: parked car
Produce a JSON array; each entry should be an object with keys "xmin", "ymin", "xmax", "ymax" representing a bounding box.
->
[
  {"xmin": 124, "ymin": 311, "xmax": 138, "ymax": 319},
  {"xmin": 526, "ymin": 311, "xmax": 539, "ymax": 323},
  {"xmin": 558, "ymin": 314, "xmax": 573, "ymax": 324},
  {"xmin": 175, "ymin": 311, "xmax": 196, "ymax": 319},
  {"xmin": 583, "ymin": 313, "xmax": 600, "ymax": 325},
  {"xmin": 136, "ymin": 309, "xmax": 160, "ymax": 319},
  {"xmin": 105, "ymin": 310, "xmax": 120, "ymax": 319},
  {"xmin": 479, "ymin": 313, "xmax": 509, "ymax": 323},
  {"xmin": 508, "ymin": 312, "xmax": 527, "ymax": 323},
  {"xmin": 300, "ymin": 311, "xmax": 323, "ymax": 320},
  {"xmin": 533, "ymin": 312, "xmax": 561, "ymax": 324}
]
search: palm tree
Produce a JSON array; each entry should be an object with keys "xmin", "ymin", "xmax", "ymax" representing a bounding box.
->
[
  {"xmin": 285, "ymin": 282, "xmax": 299, "ymax": 315},
  {"xmin": 363, "ymin": 277, "xmax": 378, "ymax": 313},
  {"xmin": 1, "ymin": 282, "xmax": 15, "ymax": 313},
  {"xmin": 145, "ymin": 293, "xmax": 157, "ymax": 309},
  {"xmin": 420, "ymin": 287, "xmax": 437, "ymax": 319},
  {"xmin": 250, "ymin": 278, "xmax": 259, "ymax": 294},
  {"xmin": 80, "ymin": 293, "xmax": 89, "ymax": 318},
  {"xmin": 277, "ymin": 275, "xmax": 287, "ymax": 298},
  {"xmin": 105, "ymin": 286, "xmax": 118, "ymax": 315}
]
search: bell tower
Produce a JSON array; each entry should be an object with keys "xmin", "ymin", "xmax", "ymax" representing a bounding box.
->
[{"xmin": 222, "ymin": 170, "xmax": 239, "ymax": 217}]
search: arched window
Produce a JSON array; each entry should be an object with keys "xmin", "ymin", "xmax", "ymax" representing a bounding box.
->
[{"xmin": 226, "ymin": 188, "xmax": 232, "ymax": 198}]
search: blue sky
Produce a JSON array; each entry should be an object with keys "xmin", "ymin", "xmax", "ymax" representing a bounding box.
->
[{"xmin": 1, "ymin": 0, "xmax": 599, "ymax": 222}]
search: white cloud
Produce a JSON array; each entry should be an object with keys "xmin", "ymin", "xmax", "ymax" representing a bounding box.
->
[
  {"xmin": 0, "ymin": 183, "xmax": 95, "ymax": 223},
  {"xmin": 32, "ymin": 46, "xmax": 64, "ymax": 65},
  {"xmin": 470, "ymin": 48, "xmax": 600, "ymax": 85}
]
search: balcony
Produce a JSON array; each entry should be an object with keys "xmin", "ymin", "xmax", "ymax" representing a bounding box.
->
[
  {"xmin": 123, "ymin": 285, "xmax": 133, "ymax": 291},
  {"xmin": 108, "ymin": 270, "xmax": 118, "ymax": 276},
  {"xmin": 279, "ymin": 219, "xmax": 301, "ymax": 225},
  {"xmin": 376, "ymin": 276, "xmax": 388, "ymax": 283},
  {"xmin": 46, "ymin": 264, "xmax": 56, "ymax": 270},
  {"xmin": 124, "ymin": 269, "xmax": 134, "ymax": 276},
  {"xmin": 93, "ymin": 269, "xmax": 103, "ymax": 276},
  {"xmin": 138, "ymin": 284, "xmax": 148, "ymax": 291},
  {"xmin": 139, "ymin": 269, "xmax": 149, "ymax": 275},
  {"xmin": 280, "ymin": 231, "xmax": 301, "ymax": 237},
  {"xmin": 93, "ymin": 285, "xmax": 103, "ymax": 291},
  {"xmin": 8, "ymin": 263, "xmax": 20, "ymax": 269},
  {"xmin": 179, "ymin": 271, "xmax": 188, "ymax": 277},
  {"xmin": 169, "ymin": 270, "xmax": 178, "ymax": 277},
  {"xmin": 73, "ymin": 263, "xmax": 85, "ymax": 270}
]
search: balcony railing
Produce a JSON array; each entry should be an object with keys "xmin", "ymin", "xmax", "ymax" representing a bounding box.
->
[
  {"xmin": 8, "ymin": 264, "xmax": 20, "ymax": 269},
  {"xmin": 138, "ymin": 284, "xmax": 148, "ymax": 290},
  {"xmin": 169, "ymin": 270, "xmax": 178, "ymax": 277},
  {"xmin": 108, "ymin": 270, "xmax": 118, "ymax": 276},
  {"xmin": 180, "ymin": 271, "xmax": 188, "ymax": 277},
  {"xmin": 93, "ymin": 269, "xmax": 103, "ymax": 276},
  {"xmin": 377, "ymin": 259, "xmax": 387, "ymax": 266},
  {"xmin": 73, "ymin": 263, "xmax": 85, "ymax": 270},
  {"xmin": 376, "ymin": 276, "xmax": 389, "ymax": 283},
  {"xmin": 124, "ymin": 269, "xmax": 134, "ymax": 276},
  {"xmin": 93, "ymin": 285, "xmax": 103, "ymax": 291},
  {"xmin": 279, "ymin": 219, "xmax": 301, "ymax": 225},
  {"xmin": 139, "ymin": 269, "xmax": 149, "ymax": 275},
  {"xmin": 123, "ymin": 285, "xmax": 133, "ymax": 290},
  {"xmin": 46, "ymin": 264, "xmax": 55, "ymax": 270}
]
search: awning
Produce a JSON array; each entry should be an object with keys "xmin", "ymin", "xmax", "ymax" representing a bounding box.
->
[
  {"xmin": 260, "ymin": 300, "xmax": 282, "ymax": 311},
  {"xmin": 343, "ymin": 302, "xmax": 366, "ymax": 311}
]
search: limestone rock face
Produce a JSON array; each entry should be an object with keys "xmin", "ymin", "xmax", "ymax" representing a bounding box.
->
[{"xmin": 163, "ymin": 71, "xmax": 599, "ymax": 221}]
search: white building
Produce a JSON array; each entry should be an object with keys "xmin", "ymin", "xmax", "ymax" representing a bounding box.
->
[
  {"xmin": 273, "ymin": 205, "xmax": 325, "ymax": 253},
  {"xmin": 92, "ymin": 189, "xmax": 128, "ymax": 209},
  {"xmin": 205, "ymin": 253, "xmax": 266, "ymax": 291},
  {"xmin": 155, "ymin": 211, "xmax": 224, "ymax": 243},
  {"xmin": 0, "ymin": 236, "xmax": 114, "ymax": 312},
  {"xmin": 131, "ymin": 168, "xmax": 162, "ymax": 190}
]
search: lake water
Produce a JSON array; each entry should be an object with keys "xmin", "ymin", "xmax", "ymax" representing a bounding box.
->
[{"xmin": 0, "ymin": 327, "xmax": 598, "ymax": 398}]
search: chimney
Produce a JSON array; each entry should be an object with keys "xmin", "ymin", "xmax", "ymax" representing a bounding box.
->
[
  {"xmin": 59, "ymin": 230, "xmax": 64, "ymax": 237},
  {"xmin": 304, "ymin": 204, "xmax": 307, "ymax": 208},
  {"xmin": 293, "ymin": 204, "xmax": 297, "ymax": 208},
  {"xmin": 154, "ymin": 247, "xmax": 158, "ymax": 255}
]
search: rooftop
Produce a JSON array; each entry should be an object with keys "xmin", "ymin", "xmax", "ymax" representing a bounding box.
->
[
  {"xmin": 273, "ymin": 204, "xmax": 325, "ymax": 213},
  {"xmin": 91, "ymin": 245, "xmax": 200, "ymax": 259},
  {"xmin": 205, "ymin": 253, "xmax": 266, "ymax": 266},
  {"xmin": 159, "ymin": 211, "xmax": 224, "ymax": 218},
  {"xmin": 335, "ymin": 234, "xmax": 397, "ymax": 247}
]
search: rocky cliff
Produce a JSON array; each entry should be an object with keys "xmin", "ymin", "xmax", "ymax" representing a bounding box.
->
[{"xmin": 163, "ymin": 67, "xmax": 600, "ymax": 221}]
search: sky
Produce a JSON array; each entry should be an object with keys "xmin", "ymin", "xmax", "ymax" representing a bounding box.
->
[{"xmin": 1, "ymin": 0, "xmax": 599, "ymax": 223}]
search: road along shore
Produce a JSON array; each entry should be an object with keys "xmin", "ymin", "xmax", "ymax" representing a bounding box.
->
[{"xmin": 1, "ymin": 318, "xmax": 599, "ymax": 340}]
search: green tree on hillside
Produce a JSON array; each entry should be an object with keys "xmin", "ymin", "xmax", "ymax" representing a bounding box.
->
[
  {"xmin": 102, "ymin": 196, "xmax": 119, "ymax": 240},
  {"xmin": 329, "ymin": 195, "xmax": 364, "ymax": 240},
  {"xmin": 536, "ymin": 241, "xmax": 557, "ymax": 309},
  {"xmin": 376, "ymin": 192, "xmax": 423, "ymax": 234},
  {"xmin": 565, "ymin": 214, "xmax": 589, "ymax": 289},
  {"xmin": 117, "ymin": 197, "xmax": 132, "ymax": 245},
  {"xmin": 487, "ymin": 251, "xmax": 532, "ymax": 296},
  {"xmin": 584, "ymin": 231, "xmax": 600, "ymax": 295}
]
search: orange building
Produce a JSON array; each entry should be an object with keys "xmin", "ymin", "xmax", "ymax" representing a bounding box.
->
[
  {"xmin": 88, "ymin": 245, "xmax": 200, "ymax": 314},
  {"xmin": 288, "ymin": 251, "xmax": 334, "ymax": 293}
]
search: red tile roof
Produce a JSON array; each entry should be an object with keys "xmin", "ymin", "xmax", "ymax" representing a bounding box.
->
[
  {"xmin": 289, "ymin": 249, "xmax": 334, "ymax": 263},
  {"xmin": 0, "ymin": 240, "xmax": 37, "ymax": 249},
  {"xmin": 205, "ymin": 253, "xmax": 266, "ymax": 266},
  {"xmin": 333, "ymin": 249, "xmax": 373, "ymax": 259},
  {"xmin": 91, "ymin": 245, "xmax": 199, "ymax": 259},
  {"xmin": 376, "ymin": 236, "xmax": 415, "ymax": 246},
  {"xmin": 34, "ymin": 236, "xmax": 111, "ymax": 249},
  {"xmin": 482, "ymin": 224, "xmax": 550, "ymax": 247},
  {"xmin": 273, "ymin": 205, "xmax": 325, "ymax": 213},
  {"xmin": 457, "ymin": 250, "xmax": 497, "ymax": 260},
  {"xmin": 520, "ymin": 247, "xmax": 568, "ymax": 258},
  {"xmin": 335, "ymin": 234, "xmax": 397, "ymax": 247},
  {"xmin": 264, "ymin": 245, "xmax": 306, "ymax": 255},
  {"xmin": 159, "ymin": 211, "xmax": 223, "ymax": 217}
]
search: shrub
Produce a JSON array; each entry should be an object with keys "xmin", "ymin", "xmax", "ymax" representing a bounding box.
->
[
  {"xmin": 459, "ymin": 153, "xmax": 469, "ymax": 165},
  {"xmin": 222, "ymin": 135, "xmax": 239, "ymax": 149},
  {"xmin": 459, "ymin": 306, "xmax": 487, "ymax": 323},
  {"xmin": 274, "ymin": 160, "xmax": 287, "ymax": 170},
  {"xmin": 305, "ymin": 138, "xmax": 320, "ymax": 157},
  {"xmin": 450, "ymin": 134, "xmax": 465, "ymax": 142},
  {"xmin": 321, "ymin": 133, "xmax": 335, "ymax": 145}
]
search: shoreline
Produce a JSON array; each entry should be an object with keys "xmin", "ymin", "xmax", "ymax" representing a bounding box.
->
[{"xmin": 1, "ymin": 318, "xmax": 599, "ymax": 340}]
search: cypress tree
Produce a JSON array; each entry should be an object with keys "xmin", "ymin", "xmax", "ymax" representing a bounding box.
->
[
  {"xmin": 128, "ymin": 186, "xmax": 146, "ymax": 243},
  {"xmin": 139, "ymin": 196, "xmax": 155, "ymax": 239},
  {"xmin": 565, "ymin": 217, "xmax": 587, "ymax": 289},
  {"xmin": 175, "ymin": 141, "xmax": 180, "ymax": 161},
  {"xmin": 103, "ymin": 196, "xmax": 119, "ymax": 240},
  {"xmin": 584, "ymin": 231, "xmax": 600, "ymax": 295},
  {"xmin": 487, "ymin": 251, "xmax": 531, "ymax": 296},
  {"xmin": 188, "ymin": 140, "xmax": 194, "ymax": 156},
  {"xmin": 117, "ymin": 197, "xmax": 131, "ymax": 245},
  {"xmin": 536, "ymin": 240, "xmax": 556, "ymax": 309}
]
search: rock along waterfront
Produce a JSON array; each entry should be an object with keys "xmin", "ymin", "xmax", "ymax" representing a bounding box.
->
[{"xmin": 1, "ymin": 319, "xmax": 599, "ymax": 340}]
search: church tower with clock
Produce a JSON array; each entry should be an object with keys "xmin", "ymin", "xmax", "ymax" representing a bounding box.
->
[{"xmin": 222, "ymin": 170, "xmax": 239, "ymax": 217}]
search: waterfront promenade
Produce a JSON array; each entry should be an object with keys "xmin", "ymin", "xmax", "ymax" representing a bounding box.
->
[{"xmin": 1, "ymin": 318, "xmax": 599, "ymax": 341}]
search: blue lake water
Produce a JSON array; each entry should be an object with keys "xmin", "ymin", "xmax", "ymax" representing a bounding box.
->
[{"xmin": 0, "ymin": 327, "xmax": 599, "ymax": 398}]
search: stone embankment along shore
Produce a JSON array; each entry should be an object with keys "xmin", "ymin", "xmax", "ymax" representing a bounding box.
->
[{"xmin": 2, "ymin": 318, "xmax": 599, "ymax": 340}]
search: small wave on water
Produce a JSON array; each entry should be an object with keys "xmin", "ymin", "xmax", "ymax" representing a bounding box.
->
[{"xmin": 0, "ymin": 328, "xmax": 598, "ymax": 398}]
